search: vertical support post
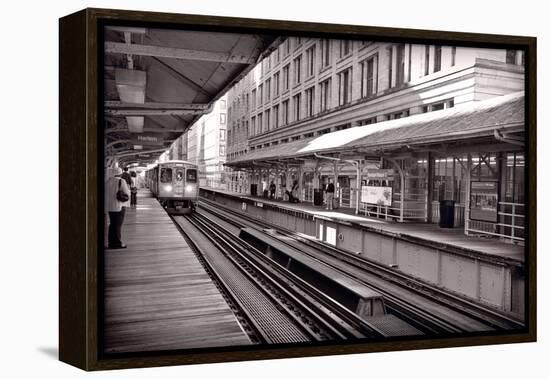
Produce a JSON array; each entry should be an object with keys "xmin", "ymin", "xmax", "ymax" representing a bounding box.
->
[
  {"xmin": 464, "ymin": 153, "xmax": 472, "ymax": 236},
  {"xmin": 426, "ymin": 152, "xmax": 433, "ymax": 223},
  {"xmin": 355, "ymin": 160, "xmax": 362, "ymax": 215}
]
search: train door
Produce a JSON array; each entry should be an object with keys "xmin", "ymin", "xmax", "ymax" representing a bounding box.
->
[{"xmin": 174, "ymin": 167, "xmax": 184, "ymax": 196}]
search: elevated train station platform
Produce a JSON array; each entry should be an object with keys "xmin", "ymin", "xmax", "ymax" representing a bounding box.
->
[
  {"xmin": 201, "ymin": 187, "xmax": 524, "ymax": 263},
  {"xmin": 200, "ymin": 187, "xmax": 526, "ymax": 316},
  {"xmin": 103, "ymin": 190, "xmax": 251, "ymax": 353}
]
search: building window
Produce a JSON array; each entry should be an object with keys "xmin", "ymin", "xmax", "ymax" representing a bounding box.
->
[
  {"xmin": 283, "ymin": 64, "xmax": 290, "ymax": 91},
  {"xmin": 219, "ymin": 99, "xmax": 226, "ymax": 109},
  {"xmin": 358, "ymin": 117, "xmax": 377, "ymax": 126},
  {"xmin": 265, "ymin": 78, "xmax": 271, "ymax": 102},
  {"xmin": 338, "ymin": 68, "xmax": 352, "ymax": 105},
  {"xmin": 219, "ymin": 129, "xmax": 226, "ymax": 141},
  {"xmin": 434, "ymin": 45, "xmax": 442, "ymax": 72},
  {"xmin": 251, "ymin": 116, "xmax": 256, "ymax": 135},
  {"xmin": 257, "ymin": 113, "xmax": 263, "ymax": 134},
  {"xmin": 292, "ymin": 135, "xmax": 301, "ymax": 141},
  {"xmin": 306, "ymin": 45, "xmax": 316, "ymax": 77},
  {"xmin": 320, "ymin": 39, "xmax": 331, "ymax": 68},
  {"xmin": 396, "ymin": 44, "xmax": 406, "ymax": 86},
  {"xmin": 339, "ymin": 40, "xmax": 351, "ymax": 58},
  {"xmin": 227, "ymin": 130, "xmax": 231, "ymax": 145},
  {"xmin": 451, "ymin": 46, "xmax": 456, "ymax": 66},
  {"xmin": 274, "ymin": 47, "xmax": 280, "ymax": 64},
  {"xmin": 273, "ymin": 72, "xmax": 280, "ymax": 96},
  {"xmin": 293, "ymin": 55, "xmax": 302, "ymax": 85},
  {"xmin": 284, "ymin": 39, "xmax": 290, "ymax": 56},
  {"xmin": 282, "ymin": 100, "xmax": 289, "ymax": 125},
  {"xmin": 424, "ymin": 45, "xmax": 430, "ymax": 75},
  {"xmin": 422, "ymin": 99, "xmax": 455, "ymax": 113},
  {"xmin": 258, "ymin": 84, "xmax": 263, "ymax": 106},
  {"xmin": 320, "ymin": 78, "xmax": 331, "ymax": 112},
  {"xmin": 361, "ymin": 54, "xmax": 378, "ymax": 98},
  {"xmin": 265, "ymin": 109, "xmax": 270, "ymax": 131},
  {"xmin": 251, "ymin": 89, "xmax": 256, "ymax": 109},
  {"xmin": 304, "ymin": 132, "xmax": 314, "ymax": 138},
  {"xmin": 220, "ymin": 113, "xmax": 226, "ymax": 124},
  {"xmin": 293, "ymin": 93, "xmax": 301, "ymax": 121},
  {"xmin": 265, "ymin": 56, "xmax": 271, "ymax": 71},
  {"xmin": 219, "ymin": 145, "xmax": 225, "ymax": 155},
  {"xmin": 388, "ymin": 47, "xmax": 393, "ymax": 88},
  {"xmin": 305, "ymin": 87, "xmax": 315, "ymax": 117},
  {"xmin": 273, "ymin": 104, "xmax": 280, "ymax": 128},
  {"xmin": 386, "ymin": 109, "xmax": 410, "ymax": 120}
]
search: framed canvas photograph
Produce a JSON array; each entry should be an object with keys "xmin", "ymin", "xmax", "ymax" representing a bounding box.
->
[{"xmin": 59, "ymin": 7, "xmax": 536, "ymax": 371}]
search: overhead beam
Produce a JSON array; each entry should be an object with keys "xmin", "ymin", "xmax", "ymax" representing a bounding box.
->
[
  {"xmin": 105, "ymin": 42, "xmax": 257, "ymax": 64},
  {"xmin": 105, "ymin": 101, "xmax": 210, "ymax": 111},
  {"xmin": 105, "ymin": 108, "xmax": 210, "ymax": 117}
]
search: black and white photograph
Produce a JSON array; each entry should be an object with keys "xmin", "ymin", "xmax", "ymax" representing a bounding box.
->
[{"xmin": 100, "ymin": 24, "xmax": 529, "ymax": 355}]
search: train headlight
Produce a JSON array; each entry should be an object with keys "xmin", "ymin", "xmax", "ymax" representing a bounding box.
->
[
  {"xmin": 164, "ymin": 185, "xmax": 173, "ymax": 192},
  {"xmin": 185, "ymin": 185, "xmax": 193, "ymax": 192}
]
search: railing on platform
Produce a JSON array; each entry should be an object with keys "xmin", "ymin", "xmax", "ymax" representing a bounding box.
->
[{"xmin": 466, "ymin": 201, "xmax": 525, "ymax": 243}]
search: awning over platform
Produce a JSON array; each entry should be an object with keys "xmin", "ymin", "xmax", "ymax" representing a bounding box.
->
[
  {"xmin": 227, "ymin": 91, "xmax": 524, "ymax": 168},
  {"xmin": 104, "ymin": 27, "xmax": 280, "ymax": 165}
]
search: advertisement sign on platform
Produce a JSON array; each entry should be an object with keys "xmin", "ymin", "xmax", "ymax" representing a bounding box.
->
[
  {"xmin": 361, "ymin": 186, "xmax": 393, "ymax": 206},
  {"xmin": 470, "ymin": 181, "xmax": 498, "ymax": 223}
]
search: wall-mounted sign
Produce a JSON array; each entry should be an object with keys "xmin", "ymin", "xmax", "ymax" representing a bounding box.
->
[
  {"xmin": 470, "ymin": 181, "xmax": 498, "ymax": 223},
  {"xmin": 131, "ymin": 132, "xmax": 165, "ymax": 146},
  {"xmin": 366, "ymin": 169, "xmax": 395, "ymax": 179},
  {"xmin": 361, "ymin": 186, "xmax": 393, "ymax": 206}
]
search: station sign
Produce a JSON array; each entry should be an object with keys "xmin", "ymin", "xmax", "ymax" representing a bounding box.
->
[
  {"xmin": 365, "ymin": 169, "xmax": 395, "ymax": 179},
  {"xmin": 131, "ymin": 132, "xmax": 165, "ymax": 146}
]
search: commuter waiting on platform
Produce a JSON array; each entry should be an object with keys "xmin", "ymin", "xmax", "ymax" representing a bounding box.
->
[
  {"xmin": 286, "ymin": 179, "xmax": 300, "ymax": 203},
  {"xmin": 130, "ymin": 171, "xmax": 138, "ymax": 207},
  {"xmin": 269, "ymin": 180, "xmax": 276, "ymax": 200},
  {"xmin": 105, "ymin": 167, "xmax": 131, "ymax": 249},
  {"xmin": 120, "ymin": 166, "xmax": 132, "ymax": 187},
  {"xmin": 325, "ymin": 178, "xmax": 335, "ymax": 210}
]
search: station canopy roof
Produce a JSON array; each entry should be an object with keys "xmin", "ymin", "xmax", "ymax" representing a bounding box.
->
[
  {"xmin": 103, "ymin": 26, "xmax": 280, "ymax": 166},
  {"xmin": 226, "ymin": 91, "xmax": 524, "ymax": 168}
]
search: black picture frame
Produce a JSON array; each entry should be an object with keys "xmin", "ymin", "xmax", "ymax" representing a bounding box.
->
[{"xmin": 59, "ymin": 8, "xmax": 536, "ymax": 371}]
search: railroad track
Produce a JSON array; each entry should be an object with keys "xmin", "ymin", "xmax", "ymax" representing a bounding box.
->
[
  {"xmin": 198, "ymin": 197, "xmax": 525, "ymax": 335},
  {"xmin": 170, "ymin": 211, "xmax": 387, "ymax": 345}
]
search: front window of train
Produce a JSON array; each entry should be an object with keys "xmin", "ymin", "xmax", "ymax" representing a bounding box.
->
[
  {"xmin": 160, "ymin": 168, "xmax": 172, "ymax": 183},
  {"xmin": 186, "ymin": 169, "xmax": 197, "ymax": 182}
]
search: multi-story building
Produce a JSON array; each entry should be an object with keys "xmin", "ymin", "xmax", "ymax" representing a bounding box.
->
[
  {"xmin": 225, "ymin": 37, "xmax": 525, "ymax": 242},
  {"xmin": 186, "ymin": 95, "xmax": 228, "ymax": 188}
]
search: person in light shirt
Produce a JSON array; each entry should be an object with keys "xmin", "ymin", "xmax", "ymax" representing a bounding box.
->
[{"xmin": 105, "ymin": 167, "xmax": 130, "ymax": 249}]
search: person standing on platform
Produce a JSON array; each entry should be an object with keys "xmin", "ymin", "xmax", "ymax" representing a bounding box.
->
[
  {"xmin": 269, "ymin": 180, "xmax": 276, "ymax": 200},
  {"xmin": 105, "ymin": 167, "xmax": 130, "ymax": 249},
  {"xmin": 130, "ymin": 171, "xmax": 138, "ymax": 207},
  {"xmin": 325, "ymin": 178, "xmax": 335, "ymax": 210},
  {"xmin": 120, "ymin": 166, "xmax": 132, "ymax": 187}
]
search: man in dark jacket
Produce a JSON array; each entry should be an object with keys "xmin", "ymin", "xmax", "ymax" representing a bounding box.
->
[
  {"xmin": 325, "ymin": 179, "xmax": 335, "ymax": 210},
  {"xmin": 120, "ymin": 167, "xmax": 132, "ymax": 187}
]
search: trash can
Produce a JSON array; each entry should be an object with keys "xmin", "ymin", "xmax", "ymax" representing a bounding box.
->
[
  {"xmin": 332, "ymin": 197, "xmax": 340, "ymax": 209},
  {"xmin": 313, "ymin": 189, "xmax": 323, "ymax": 206},
  {"xmin": 439, "ymin": 200, "xmax": 455, "ymax": 228},
  {"xmin": 250, "ymin": 184, "xmax": 257, "ymax": 196}
]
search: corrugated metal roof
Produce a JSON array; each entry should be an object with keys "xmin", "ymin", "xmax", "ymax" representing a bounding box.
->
[{"xmin": 227, "ymin": 91, "xmax": 524, "ymax": 167}]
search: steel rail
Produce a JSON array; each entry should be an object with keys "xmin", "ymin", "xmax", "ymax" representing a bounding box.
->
[
  {"xmin": 189, "ymin": 212, "xmax": 387, "ymax": 339},
  {"xmin": 198, "ymin": 198, "xmax": 525, "ymax": 333}
]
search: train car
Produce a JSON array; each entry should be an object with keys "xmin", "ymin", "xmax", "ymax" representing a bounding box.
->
[{"xmin": 146, "ymin": 160, "xmax": 199, "ymax": 214}]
